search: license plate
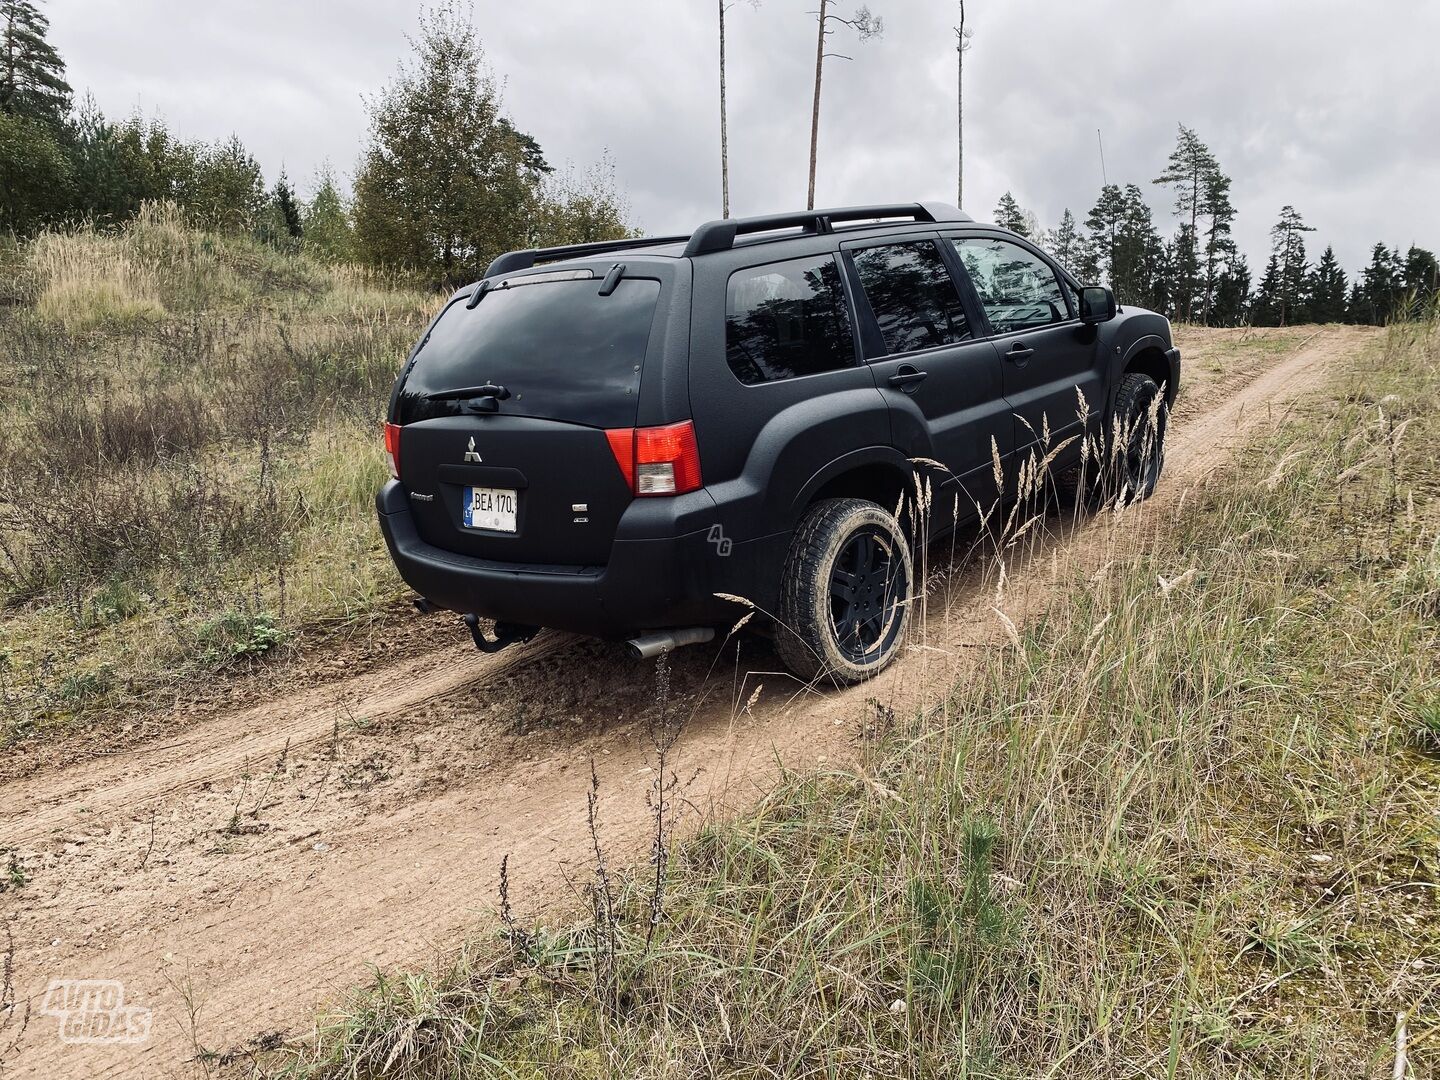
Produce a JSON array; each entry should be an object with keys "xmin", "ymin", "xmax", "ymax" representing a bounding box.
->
[{"xmin": 463, "ymin": 487, "xmax": 518, "ymax": 532}]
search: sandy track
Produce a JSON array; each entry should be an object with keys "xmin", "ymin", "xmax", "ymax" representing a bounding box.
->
[{"xmin": 0, "ymin": 327, "xmax": 1372, "ymax": 1078}]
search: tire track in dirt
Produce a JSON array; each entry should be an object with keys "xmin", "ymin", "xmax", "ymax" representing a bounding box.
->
[
  {"xmin": 0, "ymin": 632, "xmax": 577, "ymax": 849},
  {"xmin": 0, "ymin": 327, "xmax": 1373, "ymax": 1079}
]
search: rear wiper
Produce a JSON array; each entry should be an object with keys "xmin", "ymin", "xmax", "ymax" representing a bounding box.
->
[{"xmin": 426, "ymin": 383, "xmax": 512, "ymax": 402}]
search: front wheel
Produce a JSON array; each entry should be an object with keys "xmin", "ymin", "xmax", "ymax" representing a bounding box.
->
[
  {"xmin": 775, "ymin": 498, "xmax": 914, "ymax": 685},
  {"xmin": 1092, "ymin": 372, "xmax": 1168, "ymax": 506}
]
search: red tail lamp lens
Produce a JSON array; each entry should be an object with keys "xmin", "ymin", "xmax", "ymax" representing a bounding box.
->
[
  {"xmin": 605, "ymin": 421, "xmax": 702, "ymax": 496},
  {"xmin": 383, "ymin": 422, "xmax": 402, "ymax": 479}
]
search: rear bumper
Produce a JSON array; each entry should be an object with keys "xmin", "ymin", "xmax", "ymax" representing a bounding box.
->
[{"xmin": 376, "ymin": 481, "xmax": 787, "ymax": 639}]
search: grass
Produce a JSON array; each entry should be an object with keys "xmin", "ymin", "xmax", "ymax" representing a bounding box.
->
[
  {"xmin": 0, "ymin": 204, "xmax": 439, "ymax": 745},
  {"xmin": 270, "ymin": 316, "xmax": 1438, "ymax": 1078}
]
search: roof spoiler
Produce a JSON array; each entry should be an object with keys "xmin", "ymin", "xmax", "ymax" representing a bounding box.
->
[
  {"xmin": 683, "ymin": 202, "xmax": 972, "ymax": 257},
  {"xmin": 485, "ymin": 234, "xmax": 690, "ymax": 279}
]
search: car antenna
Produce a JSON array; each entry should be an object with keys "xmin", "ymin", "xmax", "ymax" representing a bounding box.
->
[{"xmin": 1096, "ymin": 128, "xmax": 1108, "ymax": 186}]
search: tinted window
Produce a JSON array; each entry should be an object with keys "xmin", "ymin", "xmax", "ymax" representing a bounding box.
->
[
  {"xmin": 851, "ymin": 241, "xmax": 970, "ymax": 354},
  {"xmin": 726, "ymin": 255, "xmax": 855, "ymax": 384},
  {"xmin": 952, "ymin": 238, "xmax": 1069, "ymax": 334},
  {"xmin": 403, "ymin": 277, "xmax": 659, "ymax": 429}
]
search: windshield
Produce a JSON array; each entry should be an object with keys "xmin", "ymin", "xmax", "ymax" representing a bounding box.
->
[{"xmin": 399, "ymin": 277, "xmax": 662, "ymax": 429}]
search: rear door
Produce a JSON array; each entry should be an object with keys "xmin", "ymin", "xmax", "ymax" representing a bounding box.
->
[
  {"xmin": 393, "ymin": 271, "xmax": 664, "ymax": 566},
  {"xmin": 841, "ymin": 235, "xmax": 1012, "ymax": 523},
  {"xmin": 946, "ymin": 235, "xmax": 1102, "ymax": 464}
]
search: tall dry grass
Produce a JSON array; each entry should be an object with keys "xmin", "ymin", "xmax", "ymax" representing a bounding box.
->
[{"xmin": 0, "ymin": 210, "xmax": 438, "ymax": 741}]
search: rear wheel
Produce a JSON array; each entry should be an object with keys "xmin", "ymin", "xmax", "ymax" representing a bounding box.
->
[
  {"xmin": 1092, "ymin": 372, "xmax": 1168, "ymax": 506},
  {"xmin": 775, "ymin": 498, "xmax": 913, "ymax": 685}
]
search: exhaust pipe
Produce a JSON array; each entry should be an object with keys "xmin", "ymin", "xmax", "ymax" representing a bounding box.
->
[{"xmin": 626, "ymin": 627, "xmax": 715, "ymax": 660}]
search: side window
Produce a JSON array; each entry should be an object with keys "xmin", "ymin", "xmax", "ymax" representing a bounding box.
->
[
  {"xmin": 952, "ymin": 237, "xmax": 1070, "ymax": 334},
  {"xmin": 850, "ymin": 241, "xmax": 970, "ymax": 354},
  {"xmin": 725, "ymin": 255, "xmax": 856, "ymax": 384}
]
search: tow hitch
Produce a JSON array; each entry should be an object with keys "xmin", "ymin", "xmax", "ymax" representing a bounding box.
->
[{"xmin": 462, "ymin": 613, "xmax": 540, "ymax": 653}]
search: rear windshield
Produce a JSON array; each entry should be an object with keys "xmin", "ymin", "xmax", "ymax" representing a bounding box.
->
[{"xmin": 401, "ymin": 277, "xmax": 662, "ymax": 429}]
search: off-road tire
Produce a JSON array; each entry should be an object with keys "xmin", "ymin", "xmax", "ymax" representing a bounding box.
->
[
  {"xmin": 1091, "ymin": 372, "xmax": 1168, "ymax": 507},
  {"xmin": 775, "ymin": 498, "xmax": 914, "ymax": 685}
]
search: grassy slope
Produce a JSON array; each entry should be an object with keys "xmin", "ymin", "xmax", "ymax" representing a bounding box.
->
[
  {"xmin": 277, "ymin": 320, "xmax": 1439, "ymax": 1079},
  {"xmin": 0, "ymin": 206, "xmax": 438, "ymax": 744}
]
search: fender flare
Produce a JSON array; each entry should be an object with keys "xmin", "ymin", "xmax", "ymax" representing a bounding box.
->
[
  {"xmin": 788, "ymin": 445, "xmax": 916, "ymax": 523},
  {"xmin": 1116, "ymin": 332, "xmax": 1180, "ymax": 406}
]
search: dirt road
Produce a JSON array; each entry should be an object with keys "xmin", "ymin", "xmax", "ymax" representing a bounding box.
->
[{"xmin": 0, "ymin": 327, "xmax": 1374, "ymax": 1078}]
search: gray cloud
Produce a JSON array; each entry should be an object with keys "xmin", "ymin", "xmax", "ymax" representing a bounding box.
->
[{"xmin": 47, "ymin": 0, "xmax": 1440, "ymax": 277}]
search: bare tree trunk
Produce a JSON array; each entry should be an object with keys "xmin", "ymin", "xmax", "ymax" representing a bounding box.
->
[
  {"xmin": 955, "ymin": 0, "xmax": 965, "ymax": 208},
  {"xmin": 807, "ymin": 0, "xmax": 828, "ymax": 211},
  {"xmin": 719, "ymin": 0, "xmax": 730, "ymax": 218}
]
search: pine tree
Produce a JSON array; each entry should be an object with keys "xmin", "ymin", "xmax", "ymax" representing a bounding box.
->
[
  {"xmin": 1211, "ymin": 250, "xmax": 1251, "ymax": 326},
  {"xmin": 1354, "ymin": 242, "xmax": 1401, "ymax": 325},
  {"xmin": 1268, "ymin": 205, "xmax": 1314, "ymax": 326},
  {"xmin": 1044, "ymin": 208, "xmax": 1083, "ymax": 277},
  {"xmin": 1251, "ymin": 254, "xmax": 1283, "ymax": 327},
  {"xmin": 1152, "ymin": 126, "xmax": 1240, "ymax": 326},
  {"xmin": 1304, "ymin": 245, "xmax": 1348, "ymax": 324},
  {"xmin": 65, "ymin": 95, "xmax": 133, "ymax": 225},
  {"xmin": 1344, "ymin": 282, "xmax": 1363, "ymax": 324},
  {"xmin": 0, "ymin": 0, "xmax": 70, "ymax": 123},
  {"xmin": 1105, "ymin": 185, "xmax": 1163, "ymax": 311},
  {"xmin": 1153, "ymin": 125, "xmax": 1216, "ymax": 322},
  {"xmin": 993, "ymin": 190, "xmax": 1029, "ymax": 236},
  {"xmin": 1120, "ymin": 184, "xmax": 1168, "ymax": 314},
  {"xmin": 1084, "ymin": 183, "xmax": 1125, "ymax": 287},
  {"xmin": 1167, "ymin": 227, "xmax": 1199, "ymax": 323},
  {"xmin": 273, "ymin": 169, "xmax": 302, "ymax": 237},
  {"xmin": 1086, "ymin": 184, "xmax": 1166, "ymax": 310},
  {"xmin": 1403, "ymin": 244, "xmax": 1438, "ymax": 312},
  {"xmin": 1198, "ymin": 169, "xmax": 1236, "ymax": 324}
]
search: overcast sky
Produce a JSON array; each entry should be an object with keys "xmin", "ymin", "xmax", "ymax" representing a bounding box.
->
[{"xmin": 46, "ymin": 0, "xmax": 1440, "ymax": 277}]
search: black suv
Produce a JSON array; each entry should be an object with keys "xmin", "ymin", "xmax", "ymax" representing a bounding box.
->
[{"xmin": 378, "ymin": 202, "xmax": 1179, "ymax": 683}]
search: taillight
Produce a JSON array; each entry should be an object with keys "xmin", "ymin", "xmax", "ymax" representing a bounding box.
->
[
  {"xmin": 605, "ymin": 421, "xmax": 702, "ymax": 496},
  {"xmin": 383, "ymin": 422, "xmax": 402, "ymax": 479}
]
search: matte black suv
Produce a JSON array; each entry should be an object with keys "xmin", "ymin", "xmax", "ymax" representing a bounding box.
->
[{"xmin": 378, "ymin": 202, "xmax": 1179, "ymax": 683}]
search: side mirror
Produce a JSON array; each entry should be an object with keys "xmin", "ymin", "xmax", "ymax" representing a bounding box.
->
[{"xmin": 1078, "ymin": 285, "xmax": 1117, "ymax": 324}]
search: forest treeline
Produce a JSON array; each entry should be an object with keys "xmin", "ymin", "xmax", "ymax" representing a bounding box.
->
[
  {"xmin": 0, "ymin": 2, "xmax": 632, "ymax": 287},
  {"xmin": 2, "ymin": 0, "xmax": 1435, "ymax": 319},
  {"xmin": 993, "ymin": 124, "xmax": 1437, "ymax": 328}
]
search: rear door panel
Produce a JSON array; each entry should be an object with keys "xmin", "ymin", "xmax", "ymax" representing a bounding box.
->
[{"xmin": 840, "ymin": 235, "xmax": 1013, "ymax": 524}]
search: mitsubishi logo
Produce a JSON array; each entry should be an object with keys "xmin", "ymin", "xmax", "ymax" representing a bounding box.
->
[{"xmin": 463, "ymin": 437, "xmax": 482, "ymax": 463}]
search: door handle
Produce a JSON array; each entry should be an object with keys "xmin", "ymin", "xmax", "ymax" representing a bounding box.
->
[
  {"xmin": 887, "ymin": 365, "xmax": 929, "ymax": 392},
  {"xmin": 1005, "ymin": 343, "xmax": 1034, "ymax": 365}
]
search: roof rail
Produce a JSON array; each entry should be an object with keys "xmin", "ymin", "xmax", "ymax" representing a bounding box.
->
[
  {"xmin": 485, "ymin": 234, "xmax": 690, "ymax": 279},
  {"xmin": 683, "ymin": 202, "xmax": 971, "ymax": 257}
]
